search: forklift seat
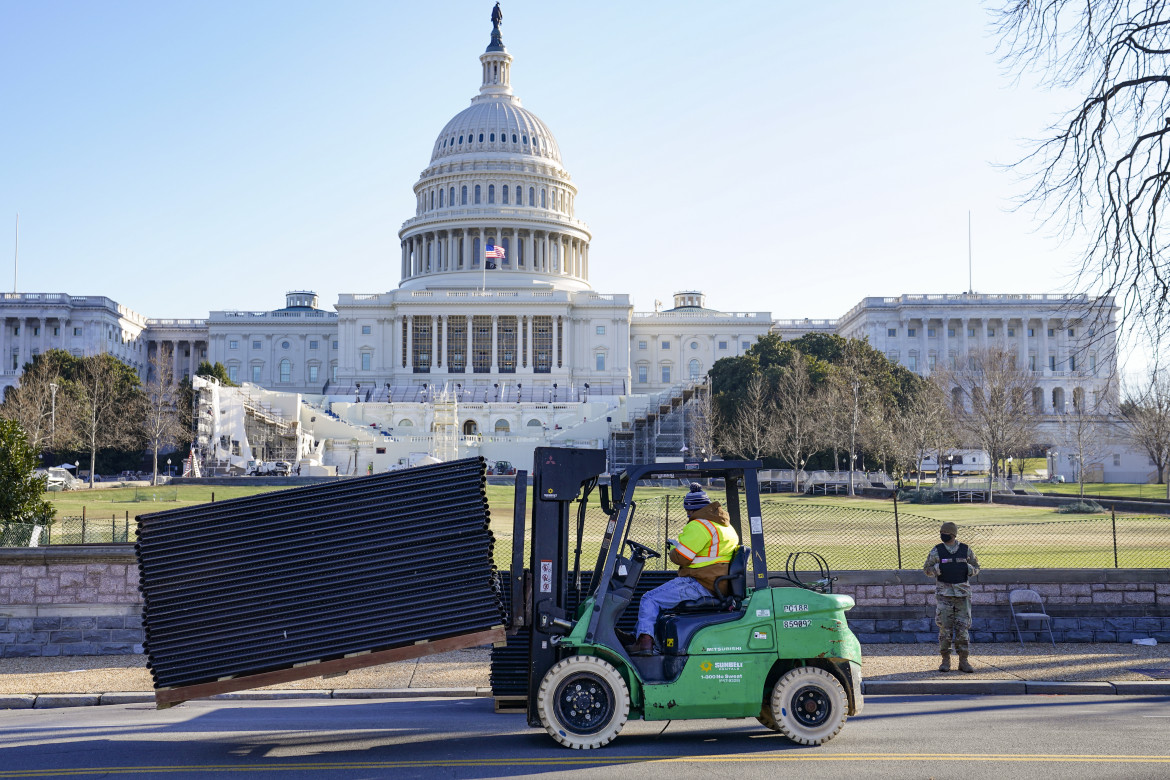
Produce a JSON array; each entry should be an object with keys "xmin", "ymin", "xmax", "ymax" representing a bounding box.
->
[{"xmin": 662, "ymin": 547, "xmax": 749, "ymax": 615}]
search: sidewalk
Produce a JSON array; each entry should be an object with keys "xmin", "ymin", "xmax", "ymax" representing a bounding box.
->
[{"xmin": 2, "ymin": 642, "xmax": 1168, "ymax": 709}]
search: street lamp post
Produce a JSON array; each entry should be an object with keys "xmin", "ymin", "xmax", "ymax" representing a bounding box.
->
[{"xmin": 167, "ymin": 458, "xmax": 171, "ymax": 478}]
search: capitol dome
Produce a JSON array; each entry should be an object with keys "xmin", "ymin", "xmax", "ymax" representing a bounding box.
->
[
  {"xmin": 430, "ymin": 101, "xmax": 561, "ymax": 165},
  {"xmin": 397, "ymin": 7, "xmax": 591, "ymax": 293}
]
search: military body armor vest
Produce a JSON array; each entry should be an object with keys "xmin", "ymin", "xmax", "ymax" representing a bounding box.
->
[{"xmin": 935, "ymin": 542, "xmax": 970, "ymax": 584}]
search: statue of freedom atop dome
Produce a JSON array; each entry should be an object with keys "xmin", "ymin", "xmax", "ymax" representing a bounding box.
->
[{"xmin": 492, "ymin": 3, "xmax": 502, "ymax": 28}]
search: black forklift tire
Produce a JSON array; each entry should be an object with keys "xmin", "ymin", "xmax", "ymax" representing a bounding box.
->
[
  {"xmin": 756, "ymin": 703, "xmax": 781, "ymax": 732},
  {"xmin": 536, "ymin": 655, "xmax": 630, "ymax": 749},
  {"xmin": 768, "ymin": 666, "xmax": 849, "ymax": 745}
]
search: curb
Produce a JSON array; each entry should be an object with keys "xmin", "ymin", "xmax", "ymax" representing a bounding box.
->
[{"xmin": 4, "ymin": 682, "xmax": 1170, "ymax": 710}]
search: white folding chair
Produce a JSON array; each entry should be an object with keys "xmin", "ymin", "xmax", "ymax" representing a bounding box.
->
[{"xmin": 1009, "ymin": 588, "xmax": 1057, "ymax": 650}]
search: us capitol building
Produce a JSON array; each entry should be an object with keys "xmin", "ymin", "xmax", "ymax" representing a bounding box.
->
[{"xmin": 0, "ymin": 7, "xmax": 1123, "ymax": 475}]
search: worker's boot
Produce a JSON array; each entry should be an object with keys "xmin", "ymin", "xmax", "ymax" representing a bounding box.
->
[
  {"xmin": 938, "ymin": 652, "xmax": 951, "ymax": 672},
  {"xmin": 630, "ymin": 634, "xmax": 656, "ymax": 656},
  {"xmin": 957, "ymin": 653, "xmax": 974, "ymax": 674},
  {"xmin": 615, "ymin": 628, "xmax": 636, "ymax": 647}
]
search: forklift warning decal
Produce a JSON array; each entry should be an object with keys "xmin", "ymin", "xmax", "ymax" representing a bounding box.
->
[
  {"xmin": 750, "ymin": 516, "xmax": 763, "ymax": 534},
  {"xmin": 755, "ymin": 608, "xmax": 771, "ymax": 618},
  {"xmin": 539, "ymin": 560, "xmax": 553, "ymax": 593}
]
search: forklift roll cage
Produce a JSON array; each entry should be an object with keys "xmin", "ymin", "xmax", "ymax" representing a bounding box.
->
[{"xmin": 510, "ymin": 448, "xmax": 773, "ymax": 724}]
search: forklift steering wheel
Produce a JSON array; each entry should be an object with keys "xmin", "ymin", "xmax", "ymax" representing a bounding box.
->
[{"xmin": 624, "ymin": 540, "xmax": 661, "ymax": 560}]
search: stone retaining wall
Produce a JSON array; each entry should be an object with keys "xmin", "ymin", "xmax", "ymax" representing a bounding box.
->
[
  {"xmin": 3, "ymin": 546, "xmax": 1168, "ymax": 656},
  {"xmin": 1, "ymin": 546, "xmax": 141, "ymax": 658},
  {"xmin": 832, "ymin": 569, "xmax": 1170, "ymax": 644}
]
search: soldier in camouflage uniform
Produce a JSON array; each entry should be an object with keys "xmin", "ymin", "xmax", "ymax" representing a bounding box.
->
[{"xmin": 924, "ymin": 521, "xmax": 980, "ymax": 673}]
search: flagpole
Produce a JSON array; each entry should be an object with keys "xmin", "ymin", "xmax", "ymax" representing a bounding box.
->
[{"xmin": 482, "ymin": 248, "xmax": 486, "ymax": 292}]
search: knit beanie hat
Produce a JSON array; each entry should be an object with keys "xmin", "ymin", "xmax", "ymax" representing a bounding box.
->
[{"xmin": 683, "ymin": 482, "xmax": 711, "ymax": 513}]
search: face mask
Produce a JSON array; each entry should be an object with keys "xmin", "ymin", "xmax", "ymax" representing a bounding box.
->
[{"xmin": 940, "ymin": 533, "xmax": 954, "ymax": 543}]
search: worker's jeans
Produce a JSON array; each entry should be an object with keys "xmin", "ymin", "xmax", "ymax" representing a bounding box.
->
[{"xmin": 635, "ymin": 577, "xmax": 712, "ymax": 638}]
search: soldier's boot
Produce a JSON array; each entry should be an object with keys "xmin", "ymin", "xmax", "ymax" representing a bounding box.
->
[
  {"xmin": 938, "ymin": 652, "xmax": 951, "ymax": 672},
  {"xmin": 957, "ymin": 653, "xmax": 974, "ymax": 673}
]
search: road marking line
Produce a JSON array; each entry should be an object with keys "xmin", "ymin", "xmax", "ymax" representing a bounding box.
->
[{"xmin": 3, "ymin": 754, "xmax": 1170, "ymax": 776}]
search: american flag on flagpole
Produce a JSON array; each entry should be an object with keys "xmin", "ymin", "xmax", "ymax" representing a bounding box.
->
[{"xmin": 484, "ymin": 244, "xmax": 505, "ymax": 270}]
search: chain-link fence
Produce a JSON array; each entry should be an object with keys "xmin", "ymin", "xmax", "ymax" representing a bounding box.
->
[
  {"xmin": 1, "ymin": 516, "xmax": 133, "ymax": 546},
  {"xmin": 490, "ymin": 495, "xmax": 1170, "ymax": 571}
]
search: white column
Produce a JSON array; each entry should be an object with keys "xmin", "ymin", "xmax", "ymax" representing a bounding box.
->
[
  {"xmin": 1040, "ymin": 317, "xmax": 1050, "ymax": 377},
  {"xmin": 960, "ymin": 318, "xmax": 969, "ymax": 366},
  {"xmin": 918, "ymin": 315, "xmax": 929, "ymax": 374},
  {"xmin": 465, "ymin": 315, "xmax": 473, "ymax": 372},
  {"xmin": 405, "ymin": 315, "xmax": 413, "ymax": 371},
  {"xmin": 941, "ymin": 317, "xmax": 950, "ymax": 369},
  {"xmin": 401, "ymin": 242, "xmax": 408, "ymax": 278},
  {"xmin": 542, "ymin": 232, "xmax": 550, "ymax": 272}
]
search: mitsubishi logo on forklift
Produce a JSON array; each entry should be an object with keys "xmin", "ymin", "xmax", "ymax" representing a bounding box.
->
[{"xmin": 544, "ymin": 454, "xmax": 557, "ymax": 465}]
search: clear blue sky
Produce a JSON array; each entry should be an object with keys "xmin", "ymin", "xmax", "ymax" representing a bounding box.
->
[{"xmin": 1, "ymin": 2, "xmax": 1090, "ymax": 336}]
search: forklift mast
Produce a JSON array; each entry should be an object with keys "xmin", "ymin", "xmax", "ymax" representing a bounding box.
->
[{"xmin": 515, "ymin": 447, "xmax": 607, "ymax": 722}]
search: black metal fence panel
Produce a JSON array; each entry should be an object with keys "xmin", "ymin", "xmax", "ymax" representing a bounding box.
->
[{"xmin": 135, "ymin": 457, "xmax": 505, "ymax": 690}]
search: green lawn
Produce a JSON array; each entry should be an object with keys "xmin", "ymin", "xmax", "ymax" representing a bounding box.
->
[
  {"xmin": 40, "ymin": 480, "xmax": 1170, "ymax": 570},
  {"xmin": 1039, "ymin": 482, "xmax": 1170, "ymax": 501}
]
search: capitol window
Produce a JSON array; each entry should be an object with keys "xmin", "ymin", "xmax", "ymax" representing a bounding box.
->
[
  {"xmin": 1008, "ymin": 328, "xmax": 1015, "ymax": 337},
  {"xmin": 515, "ymin": 185, "xmax": 521, "ymax": 203},
  {"xmin": 281, "ymin": 341, "xmax": 290, "ymax": 349},
  {"xmin": 252, "ymin": 365, "xmax": 262, "ymax": 383},
  {"xmin": 362, "ymin": 352, "xmax": 372, "ymax": 371},
  {"xmin": 488, "ymin": 185, "xmax": 495, "ymax": 204},
  {"xmin": 361, "ymin": 325, "xmax": 371, "ymax": 335},
  {"xmin": 461, "ymin": 186, "xmax": 468, "ymax": 205},
  {"xmin": 229, "ymin": 340, "xmax": 238, "ymax": 349},
  {"xmin": 502, "ymin": 185, "xmax": 508, "ymax": 204},
  {"xmin": 309, "ymin": 365, "xmax": 318, "ymax": 382},
  {"xmin": 690, "ymin": 342, "xmax": 698, "ymax": 350},
  {"xmin": 279, "ymin": 359, "xmax": 291, "ymax": 383},
  {"xmin": 541, "ymin": 189, "xmax": 546, "ymax": 208},
  {"xmin": 908, "ymin": 328, "xmax": 916, "ymax": 337},
  {"xmin": 661, "ymin": 365, "xmax": 671, "ymax": 383},
  {"xmin": 688, "ymin": 359, "xmax": 701, "ymax": 380},
  {"xmin": 638, "ymin": 341, "xmax": 647, "ymax": 350},
  {"xmin": 718, "ymin": 341, "xmax": 727, "ymax": 350},
  {"xmin": 927, "ymin": 328, "xmax": 935, "ymax": 337},
  {"xmin": 637, "ymin": 364, "xmax": 648, "ymax": 383},
  {"xmin": 596, "ymin": 353, "xmax": 605, "ymax": 371},
  {"xmin": 478, "ymin": 133, "xmax": 484, "ymax": 142},
  {"xmin": 490, "ymin": 133, "xmax": 495, "ymax": 142},
  {"xmin": 522, "ymin": 135, "xmax": 528, "ymax": 144},
  {"xmin": 73, "ymin": 327, "xmax": 82, "ymax": 336},
  {"xmin": 475, "ymin": 185, "xmax": 481, "ymax": 204},
  {"xmin": 459, "ymin": 135, "xmax": 463, "ymax": 144},
  {"xmin": 968, "ymin": 328, "xmax": 975, "ymax": 337},
  {"xmin": 252, "ymin": 340, "xmax": 261, "ymax": 349},
  {"xmin": 596, "ymin": 325, "xmax": 605, "ymax": 335},
  {"xmin": 947, "ymin": 328, "xmax": 956, "ymax": 338},
  {"xmin": 741, "ymin": 341, "xmax": 749, "ymax": 349},
  {"xmin": 887, "ymin": 328, "xmax": 897, "ymax": 337},
  {"xmin": 661, "ymin": 341, "xmax": 670, "ymax": 350},
  {"xmin": 332, "ymin": 341, "xmax": 338, "ymax": 349},
  {"xmin": 529, "ymin": 187, "xmax": 535, "ymax": 206},
  {"xmin": 512, "ymin": 134, "xmax": 517, "ymax": 143},
  {"xmin": 228, "ymin": 365, "xmax": 239, "ymax": 383},
  {"xmin": 449, "ymin": 186, "xmax": 455, "ymax": 205}
]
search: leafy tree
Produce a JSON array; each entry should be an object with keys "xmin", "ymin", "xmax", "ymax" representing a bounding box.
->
[
  {"xmin": 196, "ymin": 361, "xmax": 236, "ymax": 387},
  {"xmin": 0, "ymin": 418, "xmax": 54, "ymax": 533}
]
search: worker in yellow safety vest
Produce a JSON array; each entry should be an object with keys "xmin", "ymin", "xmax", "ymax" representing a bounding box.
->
[{"xmin": 626, "ymin": 482, "xmax": 739, "ymax": 656}]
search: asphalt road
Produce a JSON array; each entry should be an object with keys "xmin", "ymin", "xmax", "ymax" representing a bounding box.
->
[{"xmin": 1, "ymin": 695, "xmax": 1168, "ymax": 779}]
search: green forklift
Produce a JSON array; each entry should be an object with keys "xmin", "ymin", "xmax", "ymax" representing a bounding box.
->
[{"xmin": 509, "ymin": 447, "xmax": 864, "ymax": 749}]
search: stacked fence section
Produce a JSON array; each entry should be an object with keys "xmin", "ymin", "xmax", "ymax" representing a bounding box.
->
[{"xmin": 136, "ymin": 457, "xmax": 504, "ymax": 690}]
